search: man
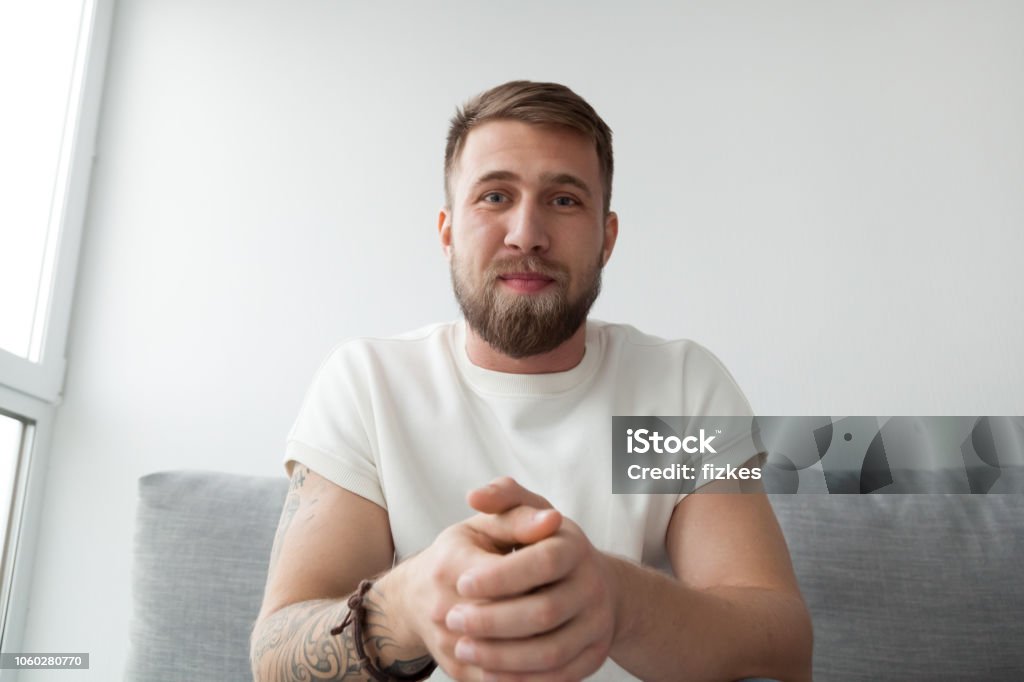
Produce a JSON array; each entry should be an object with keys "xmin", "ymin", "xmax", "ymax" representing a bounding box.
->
[{"xmin": 251, "ymin": 81, "xmax": 812, "ymax": 681}]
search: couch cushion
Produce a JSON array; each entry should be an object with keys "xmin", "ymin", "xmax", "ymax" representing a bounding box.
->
[
  {"xmin": 128, "ymin": 470, "xmax": 1024, "ymax": 681},
  {"xmin": 126, "ymin": 470, "xmax": 287, "ymax": 682},
  {"xmin": 770, "ymin": 493, "xmax": 1024, "ymax": 680}
]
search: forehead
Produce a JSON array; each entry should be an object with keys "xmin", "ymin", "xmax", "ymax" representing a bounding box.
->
[{"xmin": 453, "ymin": 120, "xmax": 600, "ymax": 191}]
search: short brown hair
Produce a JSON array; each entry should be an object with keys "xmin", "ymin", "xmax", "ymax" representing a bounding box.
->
[{"xmin": 444, "ymin": 80, "xmax": 614, "ymax": 214}]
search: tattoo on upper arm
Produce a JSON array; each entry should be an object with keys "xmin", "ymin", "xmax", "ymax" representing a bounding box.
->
[
  {"xmin": 268, "ymin": 464, "xmax": 311, "ymax": 579},
  {"xmin": 291, "ymin": 464, "xmax": 307, "ymax": 491}
]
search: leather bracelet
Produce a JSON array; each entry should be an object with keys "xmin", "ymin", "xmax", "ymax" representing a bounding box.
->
[{"xmin": 330, "ymin": 579, "xmax": 438, "ymax": 681}]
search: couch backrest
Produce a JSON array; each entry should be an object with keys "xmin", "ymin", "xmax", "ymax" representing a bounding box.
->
[
  {"xmin": 770, "ymin": 493, "xmax": 1024, "ymax": 679},
  {"xmin": 126, "ymin": 471, "xmax": 286, "ymax": 682},
  {"xmin": 128, "ymin": 471, "xmax": 1024, "ymax": 680}
]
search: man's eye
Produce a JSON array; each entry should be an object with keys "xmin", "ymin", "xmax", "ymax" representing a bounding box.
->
[
  {"xmin": 553, "ymin": 196, "xmax": 578, "ymax": 207},
  {"xmin": 482, "ymin": 192, "xmax": 507, "ymax": 203}
]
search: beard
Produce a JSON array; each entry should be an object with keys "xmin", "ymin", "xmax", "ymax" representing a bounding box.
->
[{"xmin": 450, "ymin": 249, "xmax": 603, "ymax": 359}]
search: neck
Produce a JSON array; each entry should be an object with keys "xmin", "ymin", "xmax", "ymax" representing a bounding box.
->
[{"xmin": 464, "ymin": 323, "xmax": 587, "ymax": 374}]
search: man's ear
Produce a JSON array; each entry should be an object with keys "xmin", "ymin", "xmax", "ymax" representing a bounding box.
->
[
  {"xmin": 438, "ymin": 207, "xmax": 453, "ymax": 260},
  {"xmin": 601, "ymin": 211, "xmax": 619, "ymax": 266}
]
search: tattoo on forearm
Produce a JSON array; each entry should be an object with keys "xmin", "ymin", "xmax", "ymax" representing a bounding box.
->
[
  {"xmin": 362, "ymin": 584, "xmax": 434, "ymax": 676},
  {"xmin": 251, "ymin": 585, "xmax": 433, "ymax": 681},
  {"xmin": 252, "ymin": 599, "xmax": 364, "ymax": 680}
]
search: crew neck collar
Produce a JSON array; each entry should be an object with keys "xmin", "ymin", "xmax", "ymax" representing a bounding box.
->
[{"xmin": 450, "ymin": 318, "xmax": 602, "ymax": 396}]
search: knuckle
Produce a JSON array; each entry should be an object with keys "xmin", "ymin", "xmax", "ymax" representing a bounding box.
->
[
  {"xmin": 469, "ymin": 570, "xmax": 496, "ymax": 596},
  {"xmin": 582, "ymin": 642, "xmax": 611, "ymax": 676},
  {"xmin": 510, "ymin": 504, "xmax": 535, "ymax": 525},
  {"xmin": 533, "ymin": 599, "xmax": 560, "ymax": 631},
  {"xmin": 567, "ymin": 534, "xmax": 588, "ymax": 560},
  {"xmin": 495, "ymin": 475, "xmax": 517, "ymax": 489},
  {"xmin": 539, "ymin": 642, "xmax": 568, "ymax": 669},
  {"xmin": 472, "ymin": 644, "xmax": 500, "ymax": 669},
  {"xmin": 429, "ymin": 601, "xmax": 448, "ymax": 624},
  {"xmin": 468, "ymin": 608, "xmax": 492, "ymax": 634},
  {"xmin": 436, "ymin": 525, "xmax": 459, "ymax": 544},
  {"xmin": 428, "ymin": 560, "xmax": 449, "ymax": 585},
  {"xmin": 585, "ymin": 635, "xmax": 610, "ymax": 659},
  {"xmin": 536, "ymin": 545, "xmax": 562, "ymax": 577}
]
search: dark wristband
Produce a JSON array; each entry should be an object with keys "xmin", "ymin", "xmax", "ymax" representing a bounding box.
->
[{"xmin": 331, "ymin": 579, "xmax": 438, "ymax": 681}]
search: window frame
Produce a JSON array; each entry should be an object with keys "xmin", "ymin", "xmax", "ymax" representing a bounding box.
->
[
  {"xmin": 0, "ymin": 387, "xmax": 53, "ymax": 671},
  {"xmin": 0, "ymin": 0, "xmax": 116, "ymax": 673}
]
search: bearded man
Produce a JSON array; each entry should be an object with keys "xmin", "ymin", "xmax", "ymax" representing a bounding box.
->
[{"xmin": 250, "ymin": 81, "xmax": 813, "ymax": 682}]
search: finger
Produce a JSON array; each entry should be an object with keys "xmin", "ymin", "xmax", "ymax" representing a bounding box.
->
[
  {"xmin": 452, "ymin": 611, "xmax": 604, "ymax": 673},
  {"xmin": 463, "ymin": 506, "xmax": 562, "ymax": 550},
  {"xmin": 467, "ymin": 476, "xmax": 553, "ymax": 514},
  {"xmin": 456, "ymin": 533, "xmax": 578, "ymax": 599},
  {"xmin": 446, "ymin": 576, "xmax": 589, "ymax": 638},
  {"xmin": 475, "ymin": 642, "xmax": 610, "ymax": 682},
  {"xmin": 430, "ymin": 630, "xmax": 488, "ymax": 682}
]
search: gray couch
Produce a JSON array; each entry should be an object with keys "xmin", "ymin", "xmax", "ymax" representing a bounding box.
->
[{"xmin": 126, "ymin": 470, "xmax": 1024, "ymax": 680}]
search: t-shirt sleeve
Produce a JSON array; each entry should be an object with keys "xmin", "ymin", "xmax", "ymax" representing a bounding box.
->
[
  {"xmin": 284, "ymin": 342, "xmax": 386, "ymax": 509},
  {"xmin": 676, "ymin": 342, "xmax": 761, "ymax": 503},
  {"xmin": 684, "ymin": 342, "xmax": 756, "ymax": 418}
]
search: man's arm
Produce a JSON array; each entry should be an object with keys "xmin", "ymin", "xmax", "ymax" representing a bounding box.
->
[
  {"xmin": 450, "ymin": 476, "xmax": 813, "ymax": 681},
  {"xmin": 607, "ymin": 485, "xmax": 813, "ymax": 681},
  {"xmin": 250, "ymin": 463, "xmax": 432, "ymax": 681},
  {"xmin": 251, "ymin": 464, "xmax": 564, "ymax": 681}
]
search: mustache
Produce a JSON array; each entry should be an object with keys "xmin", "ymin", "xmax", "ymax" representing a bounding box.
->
[{"xmin": 487, "ymin": 255, "xmax": 569, "ymax": 283}]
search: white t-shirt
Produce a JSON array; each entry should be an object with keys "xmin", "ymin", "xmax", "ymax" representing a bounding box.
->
[{"xmin": 284, "ymin": 318, "xmax": 755, "ymax": 680}]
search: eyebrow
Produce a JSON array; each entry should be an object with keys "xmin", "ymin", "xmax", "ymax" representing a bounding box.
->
[{"xmin": 471, "ymin": 170, "xmax": 593, "ymax": 198}]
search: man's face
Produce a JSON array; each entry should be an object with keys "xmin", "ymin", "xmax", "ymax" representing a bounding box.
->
[{"xmin": 440, "ymin": 119, "xmax": 618, "ymax": 358}]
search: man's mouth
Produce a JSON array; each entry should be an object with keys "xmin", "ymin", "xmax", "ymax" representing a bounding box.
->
[{"xmin": 497, "ymin": 272, "xmax": 556, "ymax": 293}]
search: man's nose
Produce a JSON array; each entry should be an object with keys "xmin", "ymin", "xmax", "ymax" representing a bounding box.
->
[{"xmin": 503, "ymin": 201, "xmax": 550, "ymax": 253}]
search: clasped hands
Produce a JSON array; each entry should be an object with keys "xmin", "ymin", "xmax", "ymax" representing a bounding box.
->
[{"xmin": 393, "ymin": 477, "xmax": 622, "ymax": 682}]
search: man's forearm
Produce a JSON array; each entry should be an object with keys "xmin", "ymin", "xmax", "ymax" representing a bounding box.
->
[
  {"xmin": 606, "ymin": 556, "xmax": 814, "ymax": 682},
  {"xmin": 250, "ymin": 578, "xmax": 432, "ymax": 681}
]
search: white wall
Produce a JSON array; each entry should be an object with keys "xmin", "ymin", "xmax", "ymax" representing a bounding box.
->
[{"xmin": 21, "ymin": 0, "xmax": 1024, "ymax": 678}]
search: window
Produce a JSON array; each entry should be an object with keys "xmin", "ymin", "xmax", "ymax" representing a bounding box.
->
[
  {"xmin": 0, "ymin": 414, "xmax": 25, "ymax": 554},
  {"xmin": 0, "ymin": 2, "xmax": 88, "ymax": 362},
  {"xmin": 0, "ymin": 0, "xmax": 114, "ymax": 663},
  {"xmin": 0, "ymin": 413, "xmax": 29, "ymax": 636}
]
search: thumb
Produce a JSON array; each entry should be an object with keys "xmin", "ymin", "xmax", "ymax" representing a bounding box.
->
[
  {"xmin": 464, "ymin": 506, "xmax": 562, "ymax": 549},
  {"xmin": 467, "ymin": 476, "xmax": 554, "ymax": 514}
]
